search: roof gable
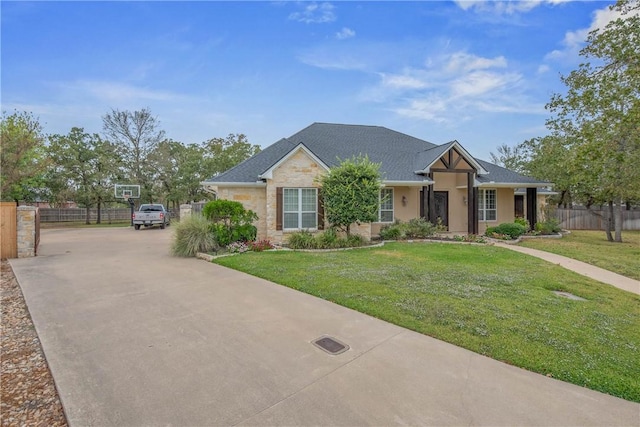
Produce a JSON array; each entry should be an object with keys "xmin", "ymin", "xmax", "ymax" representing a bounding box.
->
[
  {"xmin": 415, "ymin": 141, "xmax": 488, "ymax": 175},
  {"xmin": 258, "ymin": 143, "xmax": 330, "ymax": 179}
]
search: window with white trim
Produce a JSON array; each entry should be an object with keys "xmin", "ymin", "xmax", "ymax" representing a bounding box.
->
[
  {"xmin": 378, "ymin": 188, "xmax": 394, "ymax": 222},
  {"xmin": 478, "ymin": 189, "xmax": 497, "ymax": 221},
  {"xmin": 283, "ymin": 188, "xmax": 317, "ymax": 229}
]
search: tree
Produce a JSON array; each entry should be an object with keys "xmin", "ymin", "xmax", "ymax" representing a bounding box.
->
[
  {"xmin": 102, "ymin": 108, "xmax": 165, "ymax": 203},
  {"xmin": 204, "ymin": 133, "xmax": 261, "ymax": 176},
  {"xmin": 522, "ymin": 136, "xmax": 574, "ymax": 207},
  {"xmin": 545, "ymin": 0, "xmax": 640, "ymax": 242},
  {"xmin": 489, "ymin": 143, "xmax": 529, "ymax": 174},
  {"xmin": 47, "ymin": 128, "xmax": 119, "ymax": 224},
  {"xmin": 317, "ymin": 155, "xmax": 382, "ymax": 236},
  {"xmin": 0, "ymin": 111, "xmax": 48, "ymax": 204}
]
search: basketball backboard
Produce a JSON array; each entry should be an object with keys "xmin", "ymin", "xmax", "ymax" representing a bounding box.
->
[{"xmin": 114, "ymin": 184, "xmax": 141, "ymax": 199}]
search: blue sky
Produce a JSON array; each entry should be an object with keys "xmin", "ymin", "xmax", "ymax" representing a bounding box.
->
[{"xmin": 1, "ymin": 1, "xmax": 618, "ymax": 160}]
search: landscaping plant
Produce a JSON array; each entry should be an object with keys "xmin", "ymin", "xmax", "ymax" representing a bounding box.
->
[
  {"xmin": 171, "ymin": 215, "xmax": 218, "ymax": 257},
  {"xmin": 202, "ymin": 199, "xmax": 258, "ymax": 246}
]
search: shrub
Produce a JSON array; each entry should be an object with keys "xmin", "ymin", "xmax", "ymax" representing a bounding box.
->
[
  {"xmin": 535, "ymin": 218, "xmax": 562, "ymax": 235},
  {"xmin": 202, "ymin": 199, "xmax": 258, "ymax": 246},
  {"xmin": 232, "ymin": 224, "xmax": 257, "ymax": 242},
  {"xmin": 317, "ymin": 227, "xmax": 340, "ymax": 248},
  {"xmin": 249, "ymin": 239, "xmax": 274, "ymax": 252},
  {"xmin": 287, "ymin": 229, "xmax": 367, "ymax": 249},
  {"xmin": 404, "ymin": 218, "xmax": 437, "ymax": 239},
  {"xmin": 345, "ymin": 234, "xmax": 365, "ymax": 247},
  {"xmin": 171, "ymin": 215, "xmax": 218, "ymax": 257},
  {"xmin": 485, "ymin": 222, "xmax": 527, "ymax": 240},
  {"xmin": 287, "ymin": 230, "xmax": 317, "ymax": 249},
  {"xmin": 379, "ymin": 221, "xmax": 403, "ymax": 240},
  {"xmin": 514, "ymin": 217, "xmax": 530, "ymax": 231}
]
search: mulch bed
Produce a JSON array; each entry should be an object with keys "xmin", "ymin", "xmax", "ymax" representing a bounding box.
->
[{"xmin": 1, "ymin": 260, "xmax": 67, "ymax": 426}]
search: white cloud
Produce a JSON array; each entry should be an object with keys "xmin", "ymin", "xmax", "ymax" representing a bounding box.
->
[
  {"xmin": 454, "ymin": 0, "xmax": 572, "ymax": 15},
  {"xmin": 362, "ymin": 50, "xmax": 544, "ymax": 123},
  {"xmin": 545, "ymin": 3, "xmax": 639, "ymax": 63},
  {"xmin": 537, "ymin": 64, "xmax": 550, "ymax": 74},
  {"xmin": 445, "ymin": 52, "xmax": 507, "ymax": 73},
  {"xmin": 336, "ymin": 27, "xmax": 355, "ymax": 40},
  {"xmin": 289, "ymin": 2, "xmax": 336, "ymax": 24}
]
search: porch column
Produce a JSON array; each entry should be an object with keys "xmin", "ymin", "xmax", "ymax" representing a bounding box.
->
[
  {"xmin": 526, "ymin": 187, "xmax": 538, "ymax": 230},
  {"xmin": 427, "ymin": 174, "xmax": 435, "ymax": 223},
  {"xmin": 467, "ymin": 173, "xmax": 478, "ymax": 234}
]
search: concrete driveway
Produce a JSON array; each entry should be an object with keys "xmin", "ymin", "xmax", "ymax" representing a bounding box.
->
[{"xmin": 10, "ymin": 227, "xmax": 639, "ymax": 426}]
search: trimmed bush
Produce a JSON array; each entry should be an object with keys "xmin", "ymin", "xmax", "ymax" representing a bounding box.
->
[
  {"xmin": 171, "ymin": 215, "xmax": 218, "ymax": 257},
  {"xmin": 485, "ymin": 222, "xmax": 527, "ymax": 240}
]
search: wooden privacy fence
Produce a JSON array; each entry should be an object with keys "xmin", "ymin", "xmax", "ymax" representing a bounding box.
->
[
  {"xmin": 1, "ymin": 202, "xmax": 18, "ymax": 258},
  {"xmin": 38, "ymin": 207, "xmax": 180, "ymax": 222},
  {"xmin": 555, "ymin": 207, "xmax": 640, "ymax": 230}
]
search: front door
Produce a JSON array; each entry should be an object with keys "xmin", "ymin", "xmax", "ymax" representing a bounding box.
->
[
  {"xmin": 434, "ymin": 191, "xmax": 449, "ymax": 229},
  {"xmin": 514, "ymin": 195, "xmax": 524, "ymax": 218}
]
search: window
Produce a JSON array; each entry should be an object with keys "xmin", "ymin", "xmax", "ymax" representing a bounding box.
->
[
  {"xmin": 478, "ymin": 189, "xmax": 497, "ymax": 221},
  {"xmin": 283, "ymin": 188, "xmax": 317, "ymax": 229},
  {"xmin": 378, "ymin": 188, "xmax": 394, "ymax": 222}
]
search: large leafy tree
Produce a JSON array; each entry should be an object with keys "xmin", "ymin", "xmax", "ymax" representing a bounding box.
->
[
  {"xmin": 489, "ymin": 143, "xmax": 529, "ymax": 174},
  {"xmin": 0, "ymin": 111, "xmax": 48, "ymax": 203},
  {"xmin": 204, "ymin": 133, "xmax": 261, "ymax": 176},
  {"xmin": 47, "ymin": 128, "xmax": 121, "ymax": 223},
  {"xmin": 102, "ymin": 108, "xmax": 165, "ymax": 203},
  {"xmin": 545, "ymin": 0, "xmax": 640, "ymax": 242},
  {"xmin": 317, "ymin": 155, "xmax": 382, "ymax": 236}
]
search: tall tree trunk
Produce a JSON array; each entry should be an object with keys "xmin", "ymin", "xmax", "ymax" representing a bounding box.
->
[
  {"xmin": 614, "ymin": 200, "xmax": 623, "ymax": 242},
  {"xmin": 605, "ymin": 201, "xmax": 614, "ymax": 242},
  {"xmin": 97, "ymin": 199, "xmax": 102, "ymax": 224},
  {"xmin": 85, "ymin": 206, "xmax": 91, "ymax": 225}
]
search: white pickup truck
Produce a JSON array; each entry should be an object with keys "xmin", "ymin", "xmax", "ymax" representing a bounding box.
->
[{"xmin": 132, "ymin": 204, "xmax": 171, "ymax": 230}]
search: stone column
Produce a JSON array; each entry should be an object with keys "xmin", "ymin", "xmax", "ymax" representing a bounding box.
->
[
  {"xmin": 180, "ymin": 204, "xmax": 192, "ymax": 220},
  {"xmin": 17, "ymin": 206, "xmax": 37, "ymax": 258}
]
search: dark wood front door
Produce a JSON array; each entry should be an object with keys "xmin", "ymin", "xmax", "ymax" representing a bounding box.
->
[
  {"xmin": 434, "ymin": 191, "xmax": 449, "ymax": 228},
  {"xmin": 514, "ymin": 195, "xmax": 524, "ymax": 218}
]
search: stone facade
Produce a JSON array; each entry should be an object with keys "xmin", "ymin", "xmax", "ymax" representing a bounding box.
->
[
  {"xmin": 17, "ymin": 206, "xmax": 37, "ymax": 258},
  {"xmin": 180, "ymin": 204, "xmax": 192, "ymax": 220}
]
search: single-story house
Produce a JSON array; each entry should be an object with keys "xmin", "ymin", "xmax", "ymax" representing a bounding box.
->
[{"xmin": 201, "ymin": 123, "xmax": 551, "ymax": 243}]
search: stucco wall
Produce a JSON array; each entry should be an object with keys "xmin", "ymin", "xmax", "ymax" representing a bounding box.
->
[
  {"xmin": 433, "ymin": 172, "xmax": 469, "ymax": 233},
  {"xmin": 478, "ymin": 188, "xmax": 515, "ymax": 234}
]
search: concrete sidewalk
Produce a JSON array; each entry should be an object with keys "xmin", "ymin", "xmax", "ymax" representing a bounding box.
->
[
  {"xmin": 10, "ymin": 228, "xmax": 640, "ymax": 426},
  {"xmin": 494, "ymin": 242, "xmax": 640, "ymax": 295}
]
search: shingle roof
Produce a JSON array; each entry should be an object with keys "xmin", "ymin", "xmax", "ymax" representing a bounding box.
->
[
  {"xmin": 205, "ymin": 122, "xmax": 548, "ymax": 186},
  {"xmin": 475, "ymin": 160, "xmax": 549, "ymax": 185}
]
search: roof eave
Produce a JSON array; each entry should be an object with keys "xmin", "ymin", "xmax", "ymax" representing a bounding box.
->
[
  {"xmin": 200, "ymin": 181, "xmax": 267, "ymax": 188},
  {"xmin": 476, "ymin": 182, "xmax": 552, "ymax": 188}
]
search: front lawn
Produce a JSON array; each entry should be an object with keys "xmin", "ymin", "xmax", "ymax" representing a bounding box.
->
[
  {"xmin": 518, "ymin": 230, "xmax": 640, "ymax": 280},
  {"xmin": 214, "ymin": 242, "xmax": 640, "ymax": 402}
]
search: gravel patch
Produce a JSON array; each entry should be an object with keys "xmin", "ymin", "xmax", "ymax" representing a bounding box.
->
[{"xmin": 1, "ymin": 260, "xmax": 67, "ymax": 427}]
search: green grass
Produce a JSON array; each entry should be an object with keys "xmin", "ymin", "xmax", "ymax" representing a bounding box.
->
[
  {"xmin": 214, "ymin": 242, "xmax": 640, "ymax": 402},
  {"xmin": 519, "ymin": 230, "xmax": 640, "ymax": 281}
]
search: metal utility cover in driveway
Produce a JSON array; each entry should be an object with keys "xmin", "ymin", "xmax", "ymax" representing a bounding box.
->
[{"xmin": 313, "ymin": 336, "xmax": 349, "ymax": 355}]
